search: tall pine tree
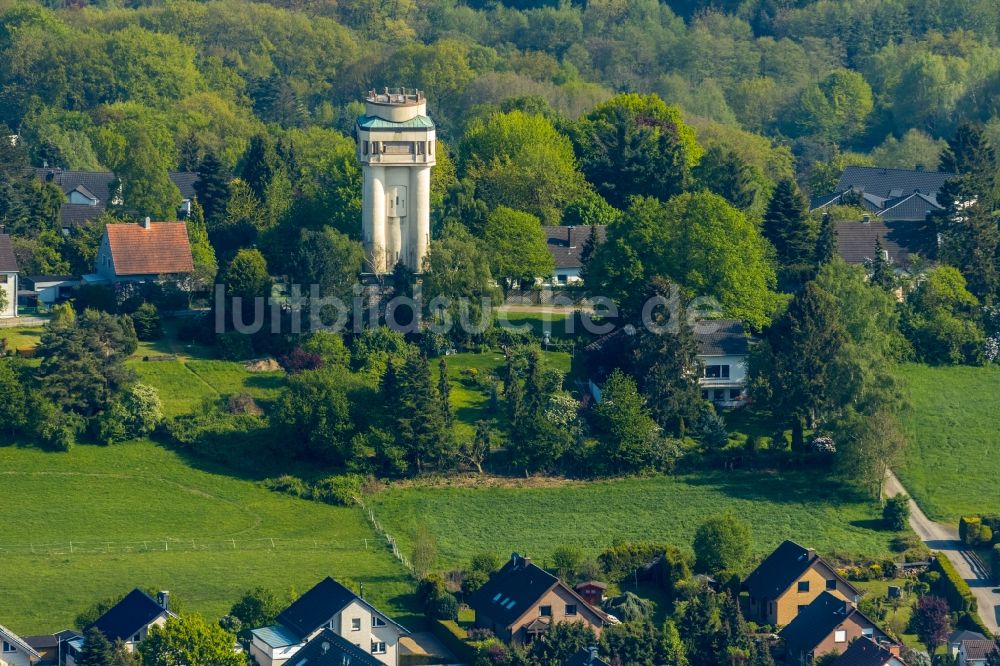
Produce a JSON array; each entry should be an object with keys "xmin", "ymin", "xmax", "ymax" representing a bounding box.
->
[
  {"xmin": 815, "ymin": 212, "xmax": 837, "ymax": 266},
  {"xmin": 77, "ymin": 627, "xmax": 114, "ymax": 666},
  {"xmin": 763, "ymin": 179, "xmax": 815, "ymax": 290},
  {"xmin": 194, "ymin": 151, "xmax": 231, "ymax": 227},
  {"xmin": 438, "ymin": 357, "xmax": 452, "ymax": 428},
  {"xmin": 869, "ymin": 237, "xmax": 894, "ymax": 291}
]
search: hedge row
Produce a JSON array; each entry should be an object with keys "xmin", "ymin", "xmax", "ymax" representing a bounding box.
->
[
  {"xmin": 930, "ymin": 554, "xmax": 977, "ymax": 614},
  {"xmin": 431, "ymin": 620, "xmax": 476, "ymax": 664},
  {"xmin": 959, "ymin": 515, "xmax": 999, "ymax": 546},
  {"xmin": 993, "ymin": 544, "xmax": 1000, "ymax": 585}
]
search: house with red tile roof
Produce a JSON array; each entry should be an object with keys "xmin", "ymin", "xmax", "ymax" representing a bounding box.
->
[{"xmin": 91, "ymin": 219, "xmax": 193, "ymax": 284}]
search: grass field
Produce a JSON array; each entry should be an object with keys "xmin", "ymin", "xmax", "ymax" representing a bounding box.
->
[
  {"xmin": 0, "ymin": 325, "xmax": 44, "ymax": 351},
  {"xmin": 896, "ymin": 363, "xmax": 1000, "ymax": 523},
  {"xmin": 0, "ymin": 441, "xmax": 416, "ymax": 635},
  {"xmin": 367, "ymin": 471, "xmax": 901, "ymax": 568}
]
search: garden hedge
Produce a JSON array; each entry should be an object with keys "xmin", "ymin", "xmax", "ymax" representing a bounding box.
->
[
  {"xmin": 930, "ymin": 554, "xmax": 977, "ymax": 614},
  {"xmin": 431, "ymin": 619, "xmax": 476, "ymax": 664}
]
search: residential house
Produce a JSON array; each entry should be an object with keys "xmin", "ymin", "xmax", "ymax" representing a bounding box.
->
[
  {"xmin": 565, "ymin": 647, "xmax": 611, "ymax": 666},
  {"xmin": 836, "ymin": 218, "xmax": 937, "ymax": 274},
  {"xmin": 65, "ymin": 590, "xmax": 173, "ymax": 664},
  {"xmin": 249, "ymin": 576, "xmax": 408, "ymax": 666},
  {"xmin": 35, "ymin": 169, "xmax": 198, "ymax": 233},
  {"xmin": 573, "ymin": 582, "xmax": 608, "ymax": 608},
  {"xmin": 0, "ymin": 234, "xmax": 18, "ymax": 318},
  {"xmin": 468, "ymin": 553, "xmax": 614, "ymax": 645},
  {"xmin": 810, "ymin": 166, "xmax": 954, "ymax": 222},
  {"xmin": 695, "ymin": 319, "xmax": 749, "ymax": 408},
  {"xmin": 743, "ymin": 540, "xmax": 860, "ymax": 627},
  {"xmin": 949, "ymin": 630, "xmax": 988, "ymax": 658},
  {"xmin": 541, "ymin": 225, "xmax": 606, "ymax": 284},
  {"xmin": 779, "ymin": 592, "xmax": 894, "ymax": 666},
  {"xmin": 0, "ymin": 623, "xmax": 40, "ymax": 666},
  {"xmin": 282, "ymin": 628, "xmax": 385, "ymax": 666},
  {"xmin": 88, "ymin": 220, "xmax": 193, "ymax": 285},
  {"xmin": 831, "ymin": 636, "xmax": 907, "ymax": 666},
  {"xmin": 959, "ymin": 638, "xmax": 998, "ymax": 666},
  {"xmin": 23, "ymin": 276, "xmax": 80, "ymax": 306},
  {"xmin": 23, "ymin": 631, "xmax": 79, "ymax": 666}
]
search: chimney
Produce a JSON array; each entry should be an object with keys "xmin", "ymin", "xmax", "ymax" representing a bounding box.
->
[
  {"xmin": 588, "ymin": 646, "xmax": 599, "ymax": 665},
  {"xmin": 359, "ymin": 582, "xmax": 365, "ymax": 600},
  {"xmin": 567, "ymin": 226, "xmax": 576, "ymax": 248},
  {"xmin": 862, "ymin": 214, "xmax": 871, "ymax": 224},
  {"xmin": 157, "ymin": 591, "xmax": 170, "ymax": 611},
  {"xmin": 888, "ymin": 643, "xmax": 901, "ymax": 657},
  {"xmin": 915, "ymin": 164, "xmax": 925, "ymax": 172},
  {"xmin": 142, "ymin": 216, "xmax": 152, "ymax": 230},
  {"xmin": 806, "ymin": 548, "xmax": 816, "ymax": 561}
]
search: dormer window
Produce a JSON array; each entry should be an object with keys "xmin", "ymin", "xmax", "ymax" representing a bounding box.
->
[
  {"xmin": 372, "ymin": 616, "xmax": 386, "ymax": 628},
  {"xmin": 3, "ymin": 641, "xmax": 16, "ymax": 653}
]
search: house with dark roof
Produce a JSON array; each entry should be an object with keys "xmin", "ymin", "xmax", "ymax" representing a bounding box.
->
[
  {"xmin": 284, "ymin": 628, "xmax": 385, "ymax": 666},
  {"xmin": 468, "ymin": 553, "xmax": 613, "ymax": 645},
  {"xmin": 779, "ymin": 592, "xmax": 893, "ymax": 666},
  {"xmin": 831, "ymin": 636, "xmax": 907, "ymax": 666},
  {"xmin": 743, "ymin": 540, "xmax": 860, "ymax": 627},
  {"xmin": 22, "ymin": 630, "xmax": 79, "ymax": 666},
  {"xmin": 65, "ymin": 589, "xmax": 173, "ymax": 665},
  {"xmin": 836, "ymin": 219, "xmax": 937, "ymax": 274},
  {"xmin": 34, "ymin": 169, "xmax": 199, "ymax": 232},
  {"xmin": 811, "ymin": 166, "xmax": 955, "ymax": 222},
  {"xmin": 249, "ymin": 577, "xmax": 408, "ymax": 666},
  {"xmin": 0, "ymin": 234, "xmax": 18, "ymax": 318},
  {"xmin": 565, "ymin": 646, "xmax": 611, "ymax": 666},
  {"xmin": 959, "ymin": 638, "xmax": 999, "ymax": 666},
  {"xmin": 949, "ymin": 630, "xmax": 988, "ymax": 658},
  {"xmin": 695, "ymin": 319, "xmax": 749, "ymax": 408},
  {"xmin": 541, "ymin": 225, "xmax": 606, "ymax": 284},
  {"xmin": 89, "ymin": 220, "xmax": 194, "ymax": 285},
  {"xmin": 0, "ymin": 622, "xmax": 41, "ymax": 666}
]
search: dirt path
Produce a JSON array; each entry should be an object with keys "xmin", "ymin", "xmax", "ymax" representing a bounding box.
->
[{"xmin": 885, "ymin": 470, "xmax": 1000, "ymax": 634}]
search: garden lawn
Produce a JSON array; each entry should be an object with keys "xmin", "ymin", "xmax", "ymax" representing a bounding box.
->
[
  {"xmin": 896, "ymin": 363, "xmax": 1000, "ymax": 522},
  {"xmin": 0, "ymin": 325, "xmax": 44, "ymax": 351},
  {"xmin": 367, "ymin": 470, "xmax": 901, "ymax": 568},
  {"xmin": 0, "ymin": 441, "xmax": 415, "ymax": 635}
]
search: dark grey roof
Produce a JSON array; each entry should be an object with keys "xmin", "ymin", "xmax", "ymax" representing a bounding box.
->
[
  {"xmin": 542, "ymin": 225, "xmax": 606, "ymax": 270},
  {"xmin": 695, "ymin": 319, "xmax": 748, "ymax": 356},
  {"xmin": 277, "ymin": 577, "xmax": 360, "ymax": 639},
  {"xmin": 565, "ymin": 647, "xmax": 611, "ymax": 666},
  {"xmin": 468, "ymin": 553, "xmax": 560, "ymax": 627},
  {"xmin": 835, "ymin": 166, "xmax": 953, "ymax": 202},
  {"xmin": 832, "ymin": 637, "xmax": 904, "ymax": 666},
  {"xmin": 58, "ymin": 204, "xmax": 105, "ymax": 228},
  {"xmin": 810, "ymin": 190, "xmax": 886, "ymax": 214},
  {"xmin": 743, "ymin": 540, "xmax": 818, "ymax": 600},
  {"xmin": 949, "ymin": 630, "xmax": 987, "ymax": 646},
  {"xmin": 780, "ymin": 593, "xmax": 885, "ymax": 656},
  {"xmin": 0, "ymin": 234, "xmax": 18, "ymax": 272},
  {"xmin": 169, "ymin": 172, "xmax": 198, "ymax": 199},
  {"xmin": 962, "ymin": 640, "xmax": 999, "ymax": 661},
  {"xmin": 286, "ymin": 628, "xmax": 384, "ymax": 666},
  {"xmin": 86, "ymin": 589, "xmax": 167, "ymax": 643},
  {"xmin": 836, "ymin": 220, "xmax": 937, "ymax": 270},
  {"xmin": 878, "ymin": 192, "xmax": 942, "ymax": 221}
]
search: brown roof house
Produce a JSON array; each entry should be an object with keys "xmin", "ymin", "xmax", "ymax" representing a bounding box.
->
[
  {"xmin": 959, "ymin": 638, "xmax": 999, "ymax": 666},
  {"xmin": 743, "ymin": 540, "xmax": 860, "ymax": 627},
  {"xmin": 779, "ymin": 592, "xmax": 894, "ymax": 666},
  {"xmin": 0, "ymin": 234, "xmax": 19, "ymax": 318},
  {"xmin": 836, "ymin": 218, "xmax": 937, "ymax": 275},
  {"xmin": 88, "ymin": 219, "xmax": 193, "ymax": 285},
  {"xmin": 468, "ymin": 553, "xmax": 614, "ymax": 645},
  {"xmin": 831, "ymin": 636, "xmax": 907, "ymax": 666}
]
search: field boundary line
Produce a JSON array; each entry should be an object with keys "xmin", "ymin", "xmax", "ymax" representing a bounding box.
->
[{"xmin": 354, "ymin": 496, "xmax": 413, "ymax": 574}]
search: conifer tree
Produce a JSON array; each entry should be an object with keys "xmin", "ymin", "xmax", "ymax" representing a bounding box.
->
[
  {"xmin": 763, "ymin": 179, "xmax": 815, "ymax": 289},
  {"xmin": 869, "ymin": 237, "xmax": 894, "ymax": 291},
  {"xmin": 397, "ymin": 354, "xmax": 449, "ymax": 473},
  {"xmin": 77, "ymin": 627, "xmax": 113, "ymax": 666},
  {"xmin": 239, "ymin": 134, "xmax": 283, "ymax": 200},
  {"xmin": 438, "ymin": 357, "xmax": 452, "ymax": 428},
  {"xmin": 194, "ymin": 151, "xmax": 231, "ymax": 227},
  {"xmin": 815, "ymin": 212, "xmax": 837, "ymax": 266}
]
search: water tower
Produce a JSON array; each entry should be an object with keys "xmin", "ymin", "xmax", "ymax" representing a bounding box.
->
[{"xmin": 356, "ymin": 88, "xmax": 435, "ymax": 274}]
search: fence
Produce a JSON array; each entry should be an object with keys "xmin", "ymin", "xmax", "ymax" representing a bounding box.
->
[
  {"xmin": 503, "ymin": 288, "xmax": 590, "ymax": 305},
  {"xmin": 0, "ymin": 537, "xmax": 377, "ymax": 557},
  {"xmin": 355, "ymin": 496, "xmax": 413, "ymax": 574}
]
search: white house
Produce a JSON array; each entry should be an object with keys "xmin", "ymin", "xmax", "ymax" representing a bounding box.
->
[
  {"xmin": 695, "ymin": 319, "xmax": 749, "ymax": 408},
  {"xmin": 0, "ymin": 623, "xmax": 40, "ymax": 666},
  {"xmin": 0, "ymin": 234, "xmax": 18, "ymax": 318},
  {"xmin": 250, "ymin": 577, "xmax": 408, "ymax": 666},
  {"xmin": 65, "ymin": 590, "xmax": 174, "ymax": 665},
  {"xmin": 24, "ymin": 276, "xmax": 80, "ymax": 305}
]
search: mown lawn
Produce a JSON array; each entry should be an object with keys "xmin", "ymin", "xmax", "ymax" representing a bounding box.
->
[
  {"xmin": 896, "ymin": 363, "xmax": 1000, "ymax": 523},
  {"xmin": 0, "ymin": 441, "xmax": 416, "ymax": 635},
  {"xmin": 0, "ymin": 324, "xmax": 44, "ymax": 351},
  {"xmin": 367, "ymin": 471, "xmax": 901, "ymax": 568}
]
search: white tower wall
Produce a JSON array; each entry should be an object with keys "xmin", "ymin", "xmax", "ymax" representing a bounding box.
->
[{"xmin": 356, "ymin": 88, "xmax": 435, "ymax": 274}]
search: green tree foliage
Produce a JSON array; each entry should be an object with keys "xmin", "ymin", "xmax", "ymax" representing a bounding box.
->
[
  {"xmin": 693, "ymin": 146, "xmax": 759, "ymax": 211},
  {"xmin": 97, "ymin": 383, "xmax": 164, "ymax": 444},
  {"xmin": 902, "ymin": 266, "xmax": 985, "ymax": 364},
  {"xmin": 574, "ymin": 93, "xmax": 702, "ymax": 209},
  {"xmin": 460, "ymin": 110, "xmax": 588, "ymax": 225},
  {"xmin": 139, "ymin": 614, "xmax": 244, "ymax": 666},
  {"xmin": 421, "ymin": 223, "xmax": 499, "ymax": 340},
  {"xmin": 482, "ymin": 206, "xmax": 554, "ymax": 293},
  {"xmin": 223, "ymin": 248, "xmax": 271, "ymax": 300},
  {"xmin": 762, "ymin": 178, "xmax": 815, "ymax": 288},
  {"xmin": 132, "ymin": 302, "xmax": 162, "ymax": 341},
  {"xmin": 586, "ymin": 193, "xmax": 778, "ymax": 327},
  {"xmin": 883, "ymin": 494, "xmax": 910, "ymax": 530},
  {"xmin": 288, "ymin": 227, "xmax": 364, "ymax": 302},
  {"xmin": 186, "ymin": 201, "xmax": 219, "ymax": 288},
  {"xmin": 530, "ymin": 622, "xmax": 598, "ymax": 665},
  {"xmin": 692, "ymin": 515, "xmax": 752, "ymax": 575},
  {"xmin": 385, "ymin": 353, "xmax": 452, "ymax": 474},
  {"xmin": 591, "ymin": 369, "xmax": 678, "ymax": 475},
  {"xmin": 77, "ymin": 627, "xmax": 114, "ymax": 666},
  {"xmin": 194, "ymin": 151, "xmax": 231, "ymax": 227},
  {"xmin": 0, "ymin": 358, "xmax": 29, "ymax": 436},
  {"xmin": 791, "ymin": 69, "xmax": 873, "ymax": 143},
  {"xmin": 228, "ymin": 588, "xmax": 283, "ymax": 641},
  {"xmin": 114, "ymin": 126, "xmax": 182, "ymax": 220},
  {"xmin": 275, "ymin": 368, "xmax": 356, "ymax": 464}
]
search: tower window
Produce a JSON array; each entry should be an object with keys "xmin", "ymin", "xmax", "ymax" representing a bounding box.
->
[{"xmin": 363, "ymin": 141, "xmax": 369, "ymax": 155}]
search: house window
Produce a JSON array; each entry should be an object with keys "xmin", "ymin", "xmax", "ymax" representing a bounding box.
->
[
  {"xmin": 862, "ymin": 628, "xmax": 874, "ymax": 637},
  {"xmin": 729, "ymin": 388, "xmax": 741, "ymax": 400},
  {"xmin": 371, "ymin": 641, "xmax": 387, "ymax": 655},
  {"xmin": 0, "ymin": 274, "xmax": 7, "ymax": 283},
  {"xmin": 798, "ymin": 581, "xmax": 810, "ymax": 593},
  {"xmin": 826, "ymin": 579, "xmax": 837, "ymax": 590},
  {"xmin": 363, "ymin": 141, "xmax": 369, "ymax": 156},
  {"xmin": 539, "ymin": 606, "xmax": 552, "ymax": 617},
  {"xmin": 372, "ymin": 616, "xmax": 386, "ymax": 628},
  {"xmin": 834, "ymin": 630, "xmax": 847, "ymax": 643},
  {"xmin": 704, "ymin": 365, "xmax": 731, "ymax": 379},
  {"xmin": 713, "ymin": 389, "xmax": 725, "ymax": 401},
  {"xmin": 351, "ymin": 618, "xmax": 362, "ymax": 631},
  {"xmin": 701, "ymin": 390, "xmax": 709, "ymax": 399},
  {"xmin": 132, "ymin": 633, "xmax": 141, "ymax": 643},
  {"xmin": 565, "ymin": 604, "xmax": 577, "ymax": 616},
  {"xmin": 2, "ymin": 641, "xmax": 15, "ymax": 653}
]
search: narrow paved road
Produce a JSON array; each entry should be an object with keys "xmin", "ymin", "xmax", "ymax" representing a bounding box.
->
[{"xmin": 885, "ymin": 470, "xmax": 1000, "ymax": 634}]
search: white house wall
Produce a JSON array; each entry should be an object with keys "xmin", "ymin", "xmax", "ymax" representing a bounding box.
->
[{"xmin": 0, "ymin": 272, "xmax": 15, "ymax": 318}]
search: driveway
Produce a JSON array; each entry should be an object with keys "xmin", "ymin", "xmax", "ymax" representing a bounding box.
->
[{"xmin": 885, "ymin": 470, "xmax": 1000, "ymax": 634}]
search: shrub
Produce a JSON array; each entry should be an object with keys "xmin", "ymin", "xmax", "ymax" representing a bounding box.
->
[
  {"xmin": 883, "ymin": 494, "xmax": 910, "ymax": 531},
  {"xmin": 929, "ymin": 556, "xmax": 977, "ymax": 614},
  {"xmin": 891, "ymin": 534, "xmax": 924, "ymax": 553},
  {"xmin": 960, "ymin": 516, "xmax": 982, "ymax": 545},
  {"xmin": 216, "ymin": 331, "xmax": 254, "ymax": 360},
  {"xmin": 131, "ymin": 302, "xmax": 162, "ymax": 341},
  {"xmin": 279, "ymin": 347, "xmax": 324, "ymax": 374},
  {"xmin": 263, "ymin": 475, "xmax": 309, "ymax": 498},
  {"xmin": 598, "ymin": 543, "xmax": 666, "ymax": 582},
  {"xmin": 693, "ymin": 515, "xmax": 752, "ymax": 575},
  {"xmin": 427, "ymin": 592, "xmax": 459, "ymax": 621},
  {"xmin": 310, "ymin": 475, "xmax": 362, "ymax": 506}
]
